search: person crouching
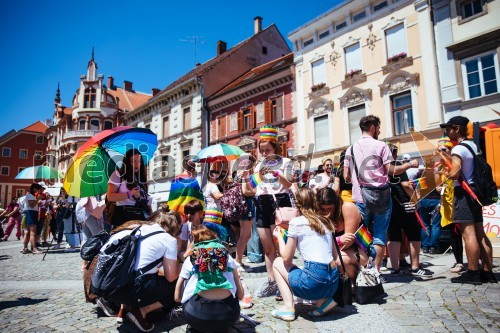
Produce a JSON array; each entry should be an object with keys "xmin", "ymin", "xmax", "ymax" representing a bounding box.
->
[{"xmin": 174, "ymin": 227, "xmax": 244, "ymax": 333}]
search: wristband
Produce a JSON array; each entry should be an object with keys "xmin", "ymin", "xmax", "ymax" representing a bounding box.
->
[
  {"xmin": 336, "ymin": 236, "xmax": 344, "ymax": 246},
  {"xmin": 273, "ymin": 170, "xmax": 279, "ymax": 178}
]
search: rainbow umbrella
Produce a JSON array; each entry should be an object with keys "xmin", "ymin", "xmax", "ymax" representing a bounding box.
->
[
  {"xmin": 167, "ymin": 172, "xmax": 205, "ymax": 220},
  {"xmin": 192, "ymin": 143, "xmax": 245, "ymax": 163},
  {"xmin": 63, "ymin": 126, "xmax": 158, "ymax": 198},
  {"xmin": 15, "ymin": 165, "xmax": 62, "ymax": 180}
]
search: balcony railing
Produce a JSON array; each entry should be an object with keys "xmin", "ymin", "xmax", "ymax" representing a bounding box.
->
[{"xmin": 63, "ymin": 130, "xmax": 101, "ymax": 140}]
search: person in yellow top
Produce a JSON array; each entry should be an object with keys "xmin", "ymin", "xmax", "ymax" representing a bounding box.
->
[{"xmin": 435, "ymin": 137, "xmax": 464, "ymax": 273}]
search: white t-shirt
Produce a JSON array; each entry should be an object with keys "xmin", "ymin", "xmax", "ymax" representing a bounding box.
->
[
  {"xmin": 287, "ymin": 215, "xmax": 333, "ymax": 264},
  {"xmin": 179, "ymin": 254, "xmax": 239, "ymax": 303},
  {"xmin": 308, "ymin": 173, "xmax": 331, "ymax": 191},
  {"xmin": 101, "ymin": 224, "xmax": 178, "ymax": 274},
  {"xmin": 451, "ymin": 140, "xmax": 478, "ymax": 186},
  {"xmin": 203, "ymin": 182, "xmax": 221, "ymax": 210},
  {"xmin": 108, "ymin": 171, "xmax": 152, "ymax": 207},
  {"xmin": 254, "ymin": 157, "xmax": 292, "ymax": 196},
  {"xmin": 179, "ymin": 222, "xmax": 193, "ymax": 242},
  {"xmin": 24, "ymin": 193, "xmax": 38, "ymax": 211}
]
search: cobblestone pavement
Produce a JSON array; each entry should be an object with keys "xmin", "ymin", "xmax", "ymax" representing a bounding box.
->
[{"xmin": 0, "ymin": 238, "xmax": 498, "ymax": 332}]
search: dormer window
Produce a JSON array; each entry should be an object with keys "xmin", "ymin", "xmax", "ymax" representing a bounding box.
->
[{"xmin": 84, "ymin": 88, "xmax": 96, "ymax": 108}]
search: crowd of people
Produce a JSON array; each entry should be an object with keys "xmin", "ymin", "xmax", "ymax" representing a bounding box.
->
[{"xmin": 3, "ymin": 115, "xmax": 497, "ymax": 332}]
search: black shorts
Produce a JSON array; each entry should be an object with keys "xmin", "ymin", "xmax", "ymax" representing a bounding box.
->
[
  {"xmin": 255, "ymin": 193, "xmax": 292, "ymax": 229},
  {"xmin": 452, "ymin": 186, "xmax": 483, "ymax": 224},
  {"xmin": 388, "ymin": 200, "xmax": 421, "ymax": 242},
  {"xmin": 183, "ymin": 295, "xmax": 240, "ymax": 332},
  {"xmin": 110, "ymin": 273, "xmax": 176, "ymax": 309}
]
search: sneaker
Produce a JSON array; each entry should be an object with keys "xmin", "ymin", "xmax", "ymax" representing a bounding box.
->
[
  {"xmin": 167, "ymin": 305, "xmax": 183, "ymax": 320},
  {"xmin": 116, "ymin": 308, "xmax": 127, "ymax": 323},
  {"xmin": 256, "ymin": 280, "xmax": 278, "ymax": 298},
  {"xmin": 52, "ymin": 244, "xmax": 61, "ymax": 250},
  {"xmin": 429, "ymin": 247, "xmax": 440, "ymax": 255},
  {"xmin": 399, "ymin": 259, "xmax": 411, "ymax": 269},
  {"xmin": 410, "ymin": 268, "xmax": 434, "ymax": 276},
  {"xmin": 422, "ymin": 248, "xmax": 430, "ymax": 254},
  {"xmin": 380, "ymin": 259, "xmax": 388, "ymax": 271},
  {"xmin": 450, "ymin": 263, "xmax": 465, "ymax": 273},
  {"xmin": 451, "ymin": 270, "xmax": 482, "ymax": 285},
  {"xmin": 480, "ymin": 270, "xmax": 498, "ymax": 284},
  {"xmin": 65, "ymin": 243, "xmax": 71, "ymax": 249},
  {"xmin": 390, "ymin": 269, "xmax": 404, "ymax": 276},
  {"xmin": 96, "ymin": 297, "xmax": 118, "ymax": 317},
  {"xmin": 126, "ymin": 308, "xmax": 154, "ymax": 332}
]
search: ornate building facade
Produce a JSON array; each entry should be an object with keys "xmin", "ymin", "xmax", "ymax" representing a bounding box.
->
[
  {"xmin": 45, "ymin": 52, "xmax": 152, "ymax": 176},
  {"xmin": 288, "ymin": 0, "xmax": 442, "ymax": 166}
]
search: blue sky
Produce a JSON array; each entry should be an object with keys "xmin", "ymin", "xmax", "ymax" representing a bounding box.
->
[{"xmin": 0, "ymin": 1, "xmax": 341, "ymax": 135}]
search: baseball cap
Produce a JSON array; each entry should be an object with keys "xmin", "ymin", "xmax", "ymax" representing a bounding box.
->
[
  {"xmin": 439, "ymin": 116, "xmax": 469, "ymax": 128},
  {"xmin": 402, "ymin": 154, "xmax": 411, "ymax": 161},
  {"xmin": 38, "ymin": 181, "xmax": 47, "ymax": 188}
]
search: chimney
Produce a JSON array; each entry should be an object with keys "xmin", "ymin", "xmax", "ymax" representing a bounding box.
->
[
  {"xmin": 123, "ymin": 80, "xmax": 133, "ymax": 92},
  {"xmin": 254, "ymin": 16, "xmax": 262, "ymax": 35},
  {"xmin": 107, "ymin": 76, "xmax": 114, "ymax": 89},
  {"xmin": 217, "ymin": 40, "xmax": 227, "ymax": 56},
  {"xmin": 46, "ymin": 119, "xmax": 51, "ymax": 126},
  {"xmin": 152, "ymin": 88, "xmax": 160, "ymax": 96}
]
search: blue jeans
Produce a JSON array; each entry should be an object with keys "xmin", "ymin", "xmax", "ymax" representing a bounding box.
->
[
  {"xmin": 355, "ymin": 197, "xmax": 392, "ymax": 246},
  {"xmin": 418, "ymin": 198, "xmax": 441, "ymax": 249},
  {"xmin": 289, "ymin": 260, "xmax": 339, "ymax": 301}
]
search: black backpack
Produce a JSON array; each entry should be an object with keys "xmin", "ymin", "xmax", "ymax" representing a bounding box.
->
[
  {"xmin": 80, "ymin": 230, "xmax": 111, "ymax": 262},
  {"xmin": 90, "ymin": 226, "xmax": 165, "ymax": 298},
  {"xmin": 459, "ymin": 142, "xmax": 498, "ymax": 206}
]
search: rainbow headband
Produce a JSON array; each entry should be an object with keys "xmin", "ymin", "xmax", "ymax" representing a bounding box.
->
[
  {"xmin": 204, "ymin": 209, "xmax": 223, "ymax": 224},
  {"xmin": 259, "ymin": 126, "xmax": 278, "ymax": 142},
  {"xmin": 437, "ymin": 136, "xmax": 454, "ymax": 149}
]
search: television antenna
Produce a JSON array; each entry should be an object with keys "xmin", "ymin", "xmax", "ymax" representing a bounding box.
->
[{"xmin": 179, "ymin": 36, "xmax": 205, "ymax": 65}]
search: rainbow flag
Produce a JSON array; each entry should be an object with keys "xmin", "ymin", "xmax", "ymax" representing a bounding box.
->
[
  {"xmin": 167, "ymin": 172, "xmax": 204, "ymax": 220},
  {"xmin": 204, "ymin": 209, "xmax": 223, "ymax": 224},
  {"xmin": 411, "ymin": 177, "xmax": 428, "ymax": 190},
  {"xmin": 249, "ymin": 172, "xmax": 264, "ymax": 188},
  {"xmin": 354, "ymin": 225, "xmax": 373, "ymax": 252}
]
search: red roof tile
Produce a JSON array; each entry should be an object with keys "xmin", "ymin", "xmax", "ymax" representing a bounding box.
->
[
  {"xmin": 108, "ymin": 88, "xmax": 151, "ymax": 111},
  {"xmin": 63, "ymin": 107, "xmax": 72, "ymax": 115},
  {"xmin": 211, "ymin": 53, "xmax": 294, "ymax": 98},
  {"xmin": 22, "ymin": 121, "xmax": 49, "ymax": 133},
  {"xmin": 151, "ymin": 25, "xmax": 276, "ymax": 102}
]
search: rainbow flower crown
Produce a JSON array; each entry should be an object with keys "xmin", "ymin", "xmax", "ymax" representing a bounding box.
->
[
  {"xmin": 259, "ymin": 125, "xmax": 278, "ymax": 142},
  {"xmin": 204, "ymin": 209, "xmax": 223, "ymax": 224}
]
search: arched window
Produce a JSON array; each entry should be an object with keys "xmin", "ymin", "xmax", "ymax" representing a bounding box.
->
[
  {"xmin": 104, "ymin": 120, "xmax": 113, "ymax": 130},
  {"xmin": 78, "ymin": 119, "xmax": 86, "ymax": 130},
  {"xmin": 90, "ymin": 119, "xmax": 100, "ymax": 130},
  {"xmin": 84, "ymin": 88, "xmax": 96, "ymax": 108}
]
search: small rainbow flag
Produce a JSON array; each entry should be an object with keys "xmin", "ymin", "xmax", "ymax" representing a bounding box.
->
[
  {"xmin": 248, "ymin": 172, "xmax": 264, "ymax": 189},
  {"xmin": 411, "ymin": 177, "xmax": 428, "ymax": 190},
  {"xmin": 354, "ymin": 225, "xmax": 373, "ymax": 252},
  {"xmin": 204, "ymin": 209, "xmax": 223, "ymax": 224}
]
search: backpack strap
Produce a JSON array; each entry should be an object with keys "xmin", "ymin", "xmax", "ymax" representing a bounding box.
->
[
  {"xmin": 349, "ymin": 145, "xmax": 361, "ymax": 183},
  {"xmin": 457, "ymin": 141, "xmax": 476, "ymax": 182},
  {"xmin": 135, "ymin": 229, "xmax": 167, "ymax": 275}
]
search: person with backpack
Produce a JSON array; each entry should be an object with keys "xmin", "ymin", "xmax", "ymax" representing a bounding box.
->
[
  {"xmin": 95, "ymin": 208, "xmax": 182, "ymax": 332},
  {"xmin": 174, "ymin": 227, "xmax": 244, "ymax": 332},
  {"xmin": 441, "ymin": 116, "xmax": 496, "ymax": 284}
]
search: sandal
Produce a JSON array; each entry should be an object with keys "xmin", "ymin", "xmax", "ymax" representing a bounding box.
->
[
  {"xmin": 308, "ymin": 298, "xmax": 337, "ymax": 317},
  {"xmin": 271, "ymin": 309, "xmax": 295, "ymax": 321},
  {"xmin": 21, "ymin": 248, "xmax": 32, "ymax": 254},
  {"xmin": 32, "ymin": 250, "xmax": 43, "ymax": 254}
]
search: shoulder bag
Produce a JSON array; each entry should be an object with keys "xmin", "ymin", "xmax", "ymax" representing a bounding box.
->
[
  {"xmin": 350, "ymin": 145, "xmax": 391, "ymax": 214},
  {"xmin": 272, "ymin": 192, "xmax": 299, "ymax": 230},
  {"xmin": 355, "ymin": 260, "xmax": 385, "ymax": 304},
  {"xmin": 332, "ymin": 233, "xmax": 353, "ymax": 307}
]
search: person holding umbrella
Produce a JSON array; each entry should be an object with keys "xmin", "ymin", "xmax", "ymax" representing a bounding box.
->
[{"xmin": 107, "ymin": 148, "xmax": 152, "ymax": 228}]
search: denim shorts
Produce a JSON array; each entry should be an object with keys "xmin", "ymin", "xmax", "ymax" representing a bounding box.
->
[
  {"xmin": 288, "ymin": 260, "xmax": 339, "ymax": 301},
  {"xmin": 25, "ymin": 210, "xmax": 38, "ymax": 227},
  {"xmin": 356, "ymin": 198, "xmax": 392, "ymax": 246}
]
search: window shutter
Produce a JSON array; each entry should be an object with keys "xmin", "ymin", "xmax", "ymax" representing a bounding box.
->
[
  {"xmin": 385, "ymin": 24, "xmax": 407, "ymax": 58},
  {"xmin": 250, "ymin": 106, "xmax": 256, "ymax": 129},
  {"xmin": 264, "ymin": 101, "xmax": 273, "ymax": 124},
  {"xmin": 237, "ymin": 111, "xmax": 244, "ymax": 131},
  {"xmin": 281, "ymin": 143, "xmax": 287, "ymax": 157},
  {"xmin": 274, "ymin": 97, "xmax": 283, "ymax": 122},
  {"xmin": 345, "ymin": 43, "xmax": 362, "ymax": 72},
  {"xmin": 312, "ymin": 59, "xmax": 326, "ymax": 85}
]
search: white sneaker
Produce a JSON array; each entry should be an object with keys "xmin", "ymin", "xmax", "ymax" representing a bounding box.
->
[
  {"xmin": 65, "ymin": 244, "xmax": 71, "ymax": 249},
  {"xmin": 52, "ymin": 244, "xmax": 61, "ymax": 250}
]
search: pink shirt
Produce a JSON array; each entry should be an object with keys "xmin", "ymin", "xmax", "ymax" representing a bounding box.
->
[{"xmin": 344, "ymin": 135, "xmax": 393, "ymax": 203}]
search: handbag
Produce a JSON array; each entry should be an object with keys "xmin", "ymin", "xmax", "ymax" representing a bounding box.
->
[
  {"xmin": 272, "ymin": 193, "xmax": 299, "ymax": 230},
  {"xmin": 350, "ymin": 146, "xmax": 391, "ymax": 214},
  {"xmin": 355, "ymin": 262, "xmax": 385, "ymax": 304},
  {"xmin": 332, "ymin": 233, "xmax": 353, "ymax": 307},
  {"xmin": 62, "ymin": 208, "xmax": 72, "ymax": 219},
  {"xmin": 106, "ymin": 176, "xmax": 122, "ymax": 225}
]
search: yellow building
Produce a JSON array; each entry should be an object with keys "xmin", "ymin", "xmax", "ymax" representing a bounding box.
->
[{"xmin": 288, "ymin": 0, "xmax": 443, "ymax": 167}]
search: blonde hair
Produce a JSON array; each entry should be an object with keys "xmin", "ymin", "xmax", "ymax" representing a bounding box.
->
[{"xmin": 295, "ymin": 188, "xmax": 335, "ymax": 235}]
